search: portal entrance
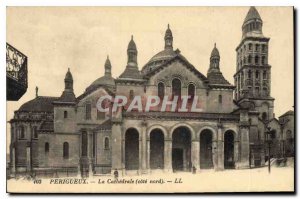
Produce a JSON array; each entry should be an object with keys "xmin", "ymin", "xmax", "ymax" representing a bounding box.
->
[
  {"xmin": 172, "ymin": 148, "xmax": 183, "ymax": 171},
  {"xmin": 224, "ymin": 130, "xmax": 235, "ymax": 169},
  {"xmin": 150, "ymin": 129, "xmax": 164, "ymax": 169},
  {"xmin": 172, "ymin": 127, "xmax": 191, "ymax": 172},
  {"xmin": 200, "ymin": 130, "xmax": 213, "ymax": 169},
  {"xmin": 125, "ymin": 128, "xmax": 139, "ymax": 170}
]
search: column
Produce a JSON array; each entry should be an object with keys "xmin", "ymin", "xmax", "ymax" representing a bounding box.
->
[
  {"xmin": 88, "ymin": 131, "xmax": 94, "ymax": 177},
  {"xmin": 234, "ymin": 140, "xmax": 240, "ymax": 168},
  {"xmin": 217, "ymin": 126, "xmax": 224, "ymax": 170},
  {"xmin": 238, "ymin": 126, "xmax": 250, "ymax": 169},
  {"xmin": 191, "ymin": 139, "xmax": 200, "ymax": 172},
  {"xmin": 138, "ymin": 137, "xmax": 142, "ymax": 175},
  {"xmin": 141, "ymin": 121, "xmax": 147, "ymax": 174},
  {"xmin": 111, "ymin": 121, "xmax": 123, "ymax": 175},
  {"xmin": 77, "ymin": 164, "xmax": 81, "ymax": 178},
  {"xmin": 121, "ymin": 138, "xmax": 125, "ymax": 175},
  {"xmin": 10, "ymin": 147, "xmax": 16, "ymax": 177},
  {"xmin": 146, "ymin": 139, "xmax": 150, "ymax": 173},
  {"xmin": 212, "ymin": 139, "xmax": 218, "ymax": 170},
  {"xmin": 164, "ymin": 139, "xmax": 172, "ymax": 173},
  {"xmin": 26, "ymin": 146, "xmax": 31, "ymax": 175},
  {"xmin": 78, "ymin": 132, "xmax": 82, "ymax": 177}
]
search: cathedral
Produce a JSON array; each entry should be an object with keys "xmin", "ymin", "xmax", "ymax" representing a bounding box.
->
[{"xmin": 9, "ymin": 7, "xmax": 294, "ymax": 178}]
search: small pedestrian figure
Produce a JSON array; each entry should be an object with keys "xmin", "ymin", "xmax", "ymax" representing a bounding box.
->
[
  {"xmin": 192, "ymin": 165, "xmax": 196, "ymax": 174},
  {"xmin": 114, "ymin": 169, "xmax": 119, "ymax": 180}
]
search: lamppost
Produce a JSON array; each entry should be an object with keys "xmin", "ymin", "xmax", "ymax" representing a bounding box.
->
[{"xmin": 264, "ymin": 125, "xmax": 276, "ymax": 174}]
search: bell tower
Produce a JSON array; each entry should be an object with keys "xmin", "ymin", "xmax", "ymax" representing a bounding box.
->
[{"xmin": 234, "ymin": 7, "xmax": 274, "ymax": 120}]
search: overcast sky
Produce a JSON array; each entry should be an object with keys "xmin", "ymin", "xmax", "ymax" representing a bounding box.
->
[{"xmin": 6, "ymin": 7, "xmax": 293, "ymax": 126}]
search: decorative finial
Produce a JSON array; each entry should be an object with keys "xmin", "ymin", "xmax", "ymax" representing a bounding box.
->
[
  {"xmin": 68, "ymin": 67, "xmax": 70, "ymax": 72},
  {"xmin": 107, "ymin": 55, "xmax": 109, "ymax": 59},
  {"xmin": 35, "ymin": 86, "xmax": 38, "ymax": 98},
  {"xmin": 168, "ymin": 24, "xmax": 170, "ymax": 29},
  {"xmin": 214, "ymin": 43, "xmax": 216, "ymax": 48},
  {"xmin": 131, "ymin": 35, "xmax": 133, "ymax": 40}
]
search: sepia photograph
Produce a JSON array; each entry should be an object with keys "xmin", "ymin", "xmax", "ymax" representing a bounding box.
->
[{"xmin": 6, "ymin": 6, "xmax": 294, "ymax": 193}]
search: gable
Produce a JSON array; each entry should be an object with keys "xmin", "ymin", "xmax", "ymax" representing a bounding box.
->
[
  {"xmin": 77, "ymin": 87, "xmax": 112, "ymax": 107},
  {"xmin": 147, "ymin": 57, "xmax": 208, "ymax": 89}
]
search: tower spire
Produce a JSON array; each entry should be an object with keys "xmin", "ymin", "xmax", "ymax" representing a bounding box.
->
[
  {"xmin": 119, "ymin": 36, "xmax": 142, "ymax": 79},
  {"xmin": 208, "ymin": 43, "xmax": 220, "ymax": 74},
  {"xmin": 164, "ymin": 24, "xmax": 173, "ymax": 50},
  {"xmin": 104, "ymin": 55, "xmax": 112, "ymax": 77},
  {"xmin": 64, "ymin": 67, "xmax": 73, "ymax": 92},
  {"xmin": 242, "ymin": 6, "xmax": 263, "ymax": 39},
  {"xmin": 54, "ymin": 67, "xmax": 76, "ymax": 103},
  {"xmin": 35, "ymin": 86, "xmax": 38, "ymax": 98},
  {"xmin": 127, "ymin": 35, "xmax": 138, "ymax": 67}
]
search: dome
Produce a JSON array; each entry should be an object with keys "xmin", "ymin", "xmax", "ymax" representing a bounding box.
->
[
  {"xmin": 18, "ymin": 96, "xmax": 59, "ymax": 112},
  {"xmin": 85, "ymin": 75, "xmax": 115, "ymax": 92},
  {"xmin": 149, "ymin": 49, "xmax": 177, "ymax": 63},
  {"xmin": 142, "ymin": 48, "xmax": 178, "ymax": 74}
]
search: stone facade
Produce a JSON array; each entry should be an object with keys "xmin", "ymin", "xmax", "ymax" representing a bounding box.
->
[{"xmin": 9, "ymin": 7, "xmax": 294, "ymax": 178}]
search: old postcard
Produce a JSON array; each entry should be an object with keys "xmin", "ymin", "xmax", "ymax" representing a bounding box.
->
[{"xmin": 6, "ymin": 6, "xmax": 294, "ymax": 193}]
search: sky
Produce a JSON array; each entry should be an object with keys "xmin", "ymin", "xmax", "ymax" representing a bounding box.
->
[{"xmin": 6, "ymin": 7, "xmax": 294, "ymax": 144}]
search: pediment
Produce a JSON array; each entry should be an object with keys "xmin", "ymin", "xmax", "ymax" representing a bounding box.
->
[
  {"xmin": 145, "ymin": 55, "xmax": 209, "ymax": 88},
  {"xmin": 77, "ymin": 86, "xmax": 114, "ymax": 105}
]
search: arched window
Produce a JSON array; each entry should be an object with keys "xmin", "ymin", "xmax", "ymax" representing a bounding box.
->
[
  {"xmin": 19, "ymin": 126, "xmax": 25, "ymax": 139},
  {"xmin": 248, "ymin": 86, "xmax": 252, "ymax": 95},
  {"xmin": 255, "ymin": 44, "xmax": 259, "ymax": 51},
  {"xmin": 104, "ymin": 137, "xmax": 110, "ymax": 150},
  {"xmin": 158, "ymin": 82, "xmax": 165, "ymax": 100},
  {"xmin": 263, "ymin": 71, "xmax": 267, "ymax": 79},
  {"xmin": 188, "ymin": 83, "xmax": 195, "ymax": 101},
  {"xmin": 262, "ymin": 44, "xmax": 266, "ymax": 51},
  {"xmin": 263, "ymin": 87, "xmax": 268, "ymax": 96},
  {"xmin": 255, "ymin": 56, "xmax": 259, "ymax": 65},
  {"xmin": 32, "ymin": 126, "xmax": 38, "ymax": 139},
  {"xmin": 262, "ymin": 112, "xmax": 268, "ymax": 121},
  {"xmin": 64, "ymin": 111, "xmax": 68, "ymax": 118},
  {"xmin": 172, "ymin": 78, "xmax": 181, "ymax": 99},
  {"xmin": 129, "ymin": 90, "xmax": 134, "ymax": 100},
  {"xmin": 248, "ymin": 55, "xmax": 252, "ymax": 64},
  {"xmin": 45, "ymin": 142, "xmax": 49, "ymax": 153},
  {"xmin": 248, "ymin": 43, "xmax": 252, "ymax": 50},
  {"xmin": 85, "ymin": 103, "xmax": 91, "ymax": 120},
  {"xmin": 262, "ymin": 56, "xmax": 266, "ymax": 65},
  {"xmin": 255, "ymin": 71, "xmax": 260, "ymax": 79},
  {"xmin": 248, "ymin": 70, "xmax": 252, "ymax": 79},
  {"xmin": 218, "ymin": 95, "xmax": 222, "ymax": 104},
  {"xmin": 255, "ymin": 87, "xmax": 260, "ymax": 96},
  {"xmin": 63, "ymin": 142, "xmax": 69, "ymax": 159}
]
